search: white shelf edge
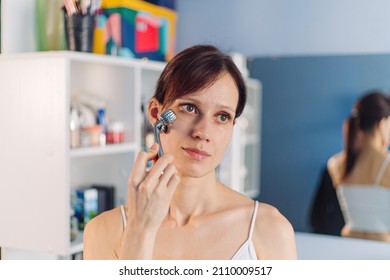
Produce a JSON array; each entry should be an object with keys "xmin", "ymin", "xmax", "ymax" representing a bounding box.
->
[
  {"xmin": 0, "ymin": 51, "xmax": 166, "ymax": 71},
  {"xmin": 70, "ymin": 143, "xmax": 139, "ymax": 158}
]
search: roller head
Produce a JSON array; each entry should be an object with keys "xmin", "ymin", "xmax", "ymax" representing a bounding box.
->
[
  {"xmin": 159, "ymin": 109, "xmax": 176, "ymax": 132},
  {"xmin": 161, "ymin": 109, "xmax": 176, "ymax": 125}
]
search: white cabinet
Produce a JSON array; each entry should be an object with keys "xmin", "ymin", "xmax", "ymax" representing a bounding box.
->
[
  {"xmin": 219, "ymin": 78, "xmax": 262, "ymax": 198},
  {"xmin": 0, "ymin": 51, "xmax": 165, "ymax": 258},
  {"xmin": 0, "ymin": 51, "xmax": 261, "ymax": 259}
]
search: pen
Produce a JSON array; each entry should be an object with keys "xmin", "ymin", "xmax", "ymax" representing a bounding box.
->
[{"xmin": 64, "ymin": 0, "xmax": 77, "ymax": 16}]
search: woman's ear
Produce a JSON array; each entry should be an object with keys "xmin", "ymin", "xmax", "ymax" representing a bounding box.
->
[{"xmin": 147, "ymin": 98, "xmax": 162, "ymax": 126}]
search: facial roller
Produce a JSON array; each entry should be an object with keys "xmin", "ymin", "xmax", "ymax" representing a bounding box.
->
[{"xmin": 153, "ymin": 109, "xmax": 177, "ymax": 157}]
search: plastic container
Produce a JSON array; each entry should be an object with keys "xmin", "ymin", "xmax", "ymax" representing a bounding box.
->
[
  {"xmin": 81, "ymin": 125, "xmax": 103, "ymax": 146},
  {"xmin": 106, "ymin": 121, "xmax": 124, "ymax": 144}
]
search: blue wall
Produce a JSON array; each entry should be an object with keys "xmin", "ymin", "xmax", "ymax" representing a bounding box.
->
[
  {"xmin": 176, "ymin": 0, "xmax": 390, "ymax": 56},
  {"xmin": 249, "ymin": 54, "xmax": 390, "ymax": 232}
]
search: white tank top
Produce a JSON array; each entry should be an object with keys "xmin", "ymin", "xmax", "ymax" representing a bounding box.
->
[
  {"xmin": 120, "ymin": 201, "xmax": 259, "ymax": 260},
  {"xmin": 338, "ymin": 156, "xmax": 390, "ymax": 232}
]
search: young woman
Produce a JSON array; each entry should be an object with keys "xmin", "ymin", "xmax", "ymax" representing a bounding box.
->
[
  {"xmin": 328, "ymin": 91, "xmax": 390, "ymax": 242},
  {"xmin": 83, "ymin": 44, "xmax": 297, "ymax": 259}
]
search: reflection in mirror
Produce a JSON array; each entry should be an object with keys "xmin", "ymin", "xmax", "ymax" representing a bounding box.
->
[
  {"xmin": 309, "ymin": 159, "xmax": 344, "ymax": 236},
  {"xmin": 248, "ymin": 54, "xmax": 390, "ymax": 243},
  {"xmin": 328, "ymin": 91, "xmax": 390, "ymax": 243}
]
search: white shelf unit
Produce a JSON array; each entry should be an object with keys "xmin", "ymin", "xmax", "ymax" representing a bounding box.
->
[
  {"xmin": 0, "ymin": 51, "xmax": 165, "ymax": 258},
  {"xmin": 219, "ymin": 78, "xmax": 262, "ymax": 198},
  {"xmin": 0, "ymin": 51, "xmax": 261, "ymax": 259}
]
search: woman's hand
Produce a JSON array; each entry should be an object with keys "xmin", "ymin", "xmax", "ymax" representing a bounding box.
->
[
  {"xmin": 117, "ymin": 143, "xmax": 180, "ymax": 259},
  {"xmin": 128, "ymin": 142, "xmax": 179, "ymax": 231}
]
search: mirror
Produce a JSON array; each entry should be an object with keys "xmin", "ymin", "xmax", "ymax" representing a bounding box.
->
[{"xmin": 248, "ymin": 53, "xmax": 390, "ymax": 241}]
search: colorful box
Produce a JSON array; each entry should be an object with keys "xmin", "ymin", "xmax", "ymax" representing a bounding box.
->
[
  {"xmin": 74, "ymin": 187, "xmax": 98, "ymax": 230},
  {"xmin": 93, "ymin": 0, "xmax": 177, "ymax": 61}
]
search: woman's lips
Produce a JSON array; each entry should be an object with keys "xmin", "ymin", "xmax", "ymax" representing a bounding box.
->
[{"xmin": 183, "ymin": 147, "xmax": 211, "ymax": 160}]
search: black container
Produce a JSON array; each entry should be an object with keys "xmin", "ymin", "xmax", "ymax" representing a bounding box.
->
[{"xmin": 64, "ymin": 13, "xmax": 95, "ymax": 52}]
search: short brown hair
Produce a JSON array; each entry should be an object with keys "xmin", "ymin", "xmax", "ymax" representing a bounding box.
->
[{"xmin": 153, "ymin": 44, "xmax": 247, "ymax": 119}]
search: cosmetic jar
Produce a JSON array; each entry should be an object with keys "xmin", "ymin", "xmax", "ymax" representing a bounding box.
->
[{"xmin": 107, "ymin": 121, "xmax": 124, "ymax": 144}]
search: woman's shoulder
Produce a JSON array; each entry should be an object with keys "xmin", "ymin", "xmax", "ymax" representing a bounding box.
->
[
  {"xmin": 327, "ymin": 151, "xmax": 345, "ymax": 186},
  {"xmin": 358, "ymin": 151, "xmax": 390, "ymax": 187},
  {"xmin": 256, "ymin": 202, "xmax": 292, "ymax": 230},
  {"xmin": 83, "ymin": 206, "xmax": 123, "ymax": 259},
  {"xmin": 84, "ymin": 208, "xmax": 122, "ymax": 241},
  {"xmin": 253, "ymin": 202, "xmax": 297, "ymax": 259},
  {"xmin": 378, "ymin": 153, "xmax": 390, "ymax": 188},
  {"xmin": 86, "ymin": 206, "xmax": 123, "ymax": 231}
]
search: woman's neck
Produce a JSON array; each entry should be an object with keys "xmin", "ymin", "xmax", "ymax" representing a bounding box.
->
[
  {"xmin": 167, "ymin": 172, "xmax": 224, "ymax": 226},
  {"xmin": 361, "ymin": 133, "xmax": 387, "ymax": 154}
]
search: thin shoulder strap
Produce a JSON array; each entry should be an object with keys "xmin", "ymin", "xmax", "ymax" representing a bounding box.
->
[
  {"xmin": 375, "ymin": 155, "xmax": 390, "ymax": 185},
  {"xmin": 248, "ymin": 201, "xmax": 259, "ymax": 240},
  {"xmin": 120, "ymin": 204, "xmax": 127, "ymax": 229}
]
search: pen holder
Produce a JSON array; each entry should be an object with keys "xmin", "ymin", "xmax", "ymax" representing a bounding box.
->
[{"xmin": 64, "ymin": 13, "xmax": 95, "ymax": 52}]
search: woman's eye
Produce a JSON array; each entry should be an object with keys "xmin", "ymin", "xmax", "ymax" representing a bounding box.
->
[
  {"xmin": 183, "ymin": 104, "xmax": 196, "ymax": 113},
  {"xmin": 217, "ymin": 114, "xmax": 231, "ymax": 123}
]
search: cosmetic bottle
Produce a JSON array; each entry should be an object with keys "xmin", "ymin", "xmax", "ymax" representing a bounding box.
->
[
  {"xmin": 70, "ymin": 106, "xmax": 80, "ymax": 148},
  {"xmin": 97, "ymin": 107, "xmax": 107, "ymax": 145}
]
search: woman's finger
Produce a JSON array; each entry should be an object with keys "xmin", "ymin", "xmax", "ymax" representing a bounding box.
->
[
  {"xmin": 151, "ymin": 163, "xmax": 180, "ymax": 202},
  {"xmin": 128, "ymin": 143, "xmax": 159, "ymax": 189},
  {"xmin": 138, "ymin": 153, "xmax": 174, "ymax": 197},
  {"xmin": 156, "ymin": 163, "xmax": 177, "ymax": 188},
  {"xmin": 146, "ymin": 153, "xmax": 174, "ymax": 179}
]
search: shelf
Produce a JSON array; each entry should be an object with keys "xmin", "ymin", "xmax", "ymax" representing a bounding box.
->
[
  {"xmin": 0, "ymin": 51, "xmax": 166, "ymax": 71},
  {"xmin": 0, "ymin": 51, "xmax": 165, "ymax": 258},
  {"xmin": 70, "ymin": 143, "xmax": 139, "ymax": 158}
]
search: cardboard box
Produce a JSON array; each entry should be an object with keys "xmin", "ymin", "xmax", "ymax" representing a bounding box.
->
[{"xmin": 93, "ymin": 0, "xmax": 177, "ymax": 61}]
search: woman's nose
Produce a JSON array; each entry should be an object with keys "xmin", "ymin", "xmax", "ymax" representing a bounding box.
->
[{"xmin": 191, "ymin": 117, "xmax": 211, "ymax": 142}]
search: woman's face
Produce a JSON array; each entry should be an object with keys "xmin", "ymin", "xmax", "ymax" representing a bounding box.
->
[{"xmin": 157, "ymin": 73, "xmax": 239, "ymax": 178}]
